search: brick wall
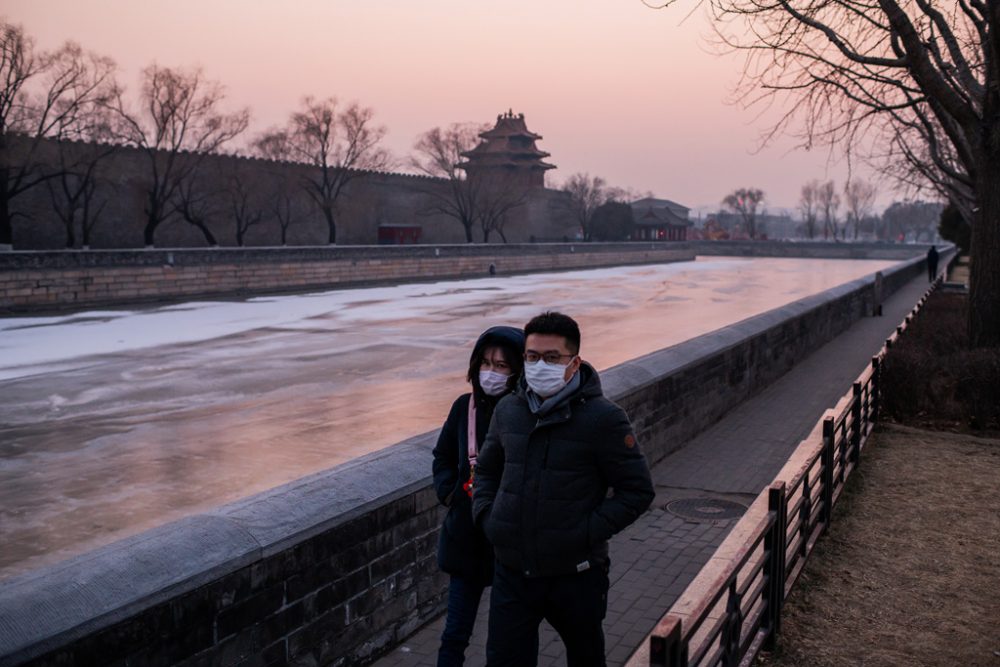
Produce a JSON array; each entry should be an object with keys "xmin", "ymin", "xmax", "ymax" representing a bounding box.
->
[
  {"xmin": 0, "ymin": 244, "xmax": 695, "ymax": 312},
  {"xmin": 0, "ymin": 255, "xmax": 929, "ymax": 667},
  {"xmin": 5, "ymin": 137, "xmax": 577, "ymax": 250}
]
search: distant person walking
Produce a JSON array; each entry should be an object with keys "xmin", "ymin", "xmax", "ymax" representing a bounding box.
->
[
  {"xmin": 473, "ymin": 311, "xmax": 655, "ymax": 667},
  {"xmin": 432, "ymin": 326, "xmax": 525, "ymax": 667},
  {"xmin": 927, "ymin": 245, "xmax": 939, "ymax": 282}
]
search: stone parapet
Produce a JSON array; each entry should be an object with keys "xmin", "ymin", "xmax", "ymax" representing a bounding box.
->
[{"xmin": 688, "ymin": 239, "xmax": 933, "ymax": 260}]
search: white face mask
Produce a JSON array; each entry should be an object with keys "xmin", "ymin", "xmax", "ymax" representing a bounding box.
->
[
  {"xmin": 524, "ymin": 360, "xmax": 572, "ymax": 398},
  {"xmin": 479, "ymin": 369, "xmax": 511, "ymax": 396}
]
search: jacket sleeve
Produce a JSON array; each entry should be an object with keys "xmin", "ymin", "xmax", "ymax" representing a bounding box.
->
[
  {"xmin": 587, "ymin": 405, "xmax": 655, "ymax": 545},
  {"xmin": 431, "ymin": 396, "xmax": 466, "ymax": 506},
  {"xmin": 471, "ymin": 407, "xmax": 504, "ymax": 527}
]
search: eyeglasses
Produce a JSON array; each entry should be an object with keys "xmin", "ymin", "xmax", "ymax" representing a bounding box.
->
[{"xmin": 524, "ymin": 351, "xmax": 576, "ymax": 364}]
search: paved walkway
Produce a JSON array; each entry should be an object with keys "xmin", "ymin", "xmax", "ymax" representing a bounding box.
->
[{"xmin": 374, "ymin": 272, "xmax": 935, "ymax": 667}]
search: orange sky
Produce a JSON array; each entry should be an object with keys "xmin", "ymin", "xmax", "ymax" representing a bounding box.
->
[{"xmin": 5, "ymin": 0, "xmax": 886, "ymax": 213}]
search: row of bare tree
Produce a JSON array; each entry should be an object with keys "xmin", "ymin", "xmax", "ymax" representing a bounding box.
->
[
  {"xmin": 2, "ymin": 20, "xmax": 562, "ymax": 249},
  {"xmin": 1, "ymin": 20, "xmax": 397, "ymax": 248},
  {"xmin": 798, "ymin": 180, "xmax": 878, "ymax": 240}
]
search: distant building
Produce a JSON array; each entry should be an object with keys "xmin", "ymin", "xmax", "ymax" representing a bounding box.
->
[
  {"xmin": 458, "ymin": 110, "xmax": 556, "ymax": 189},
  {"xmin": 629, "ymin": 197, "xmax": 694, "ymax": 241}
]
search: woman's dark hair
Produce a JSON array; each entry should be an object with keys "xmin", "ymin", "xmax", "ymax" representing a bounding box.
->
[{"xmin": 524, "ymin": 311, "xmax": 581, "ymax": 354}]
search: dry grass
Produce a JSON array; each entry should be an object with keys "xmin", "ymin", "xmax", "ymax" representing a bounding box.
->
[{"xmin": 757, "ymin": 423, "xmax": 1000, "ymax": 667}]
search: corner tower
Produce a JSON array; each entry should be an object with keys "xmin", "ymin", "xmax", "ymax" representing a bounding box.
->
[{"xmin": 458, "ymin": 110, "xmax": 555, "ymax": 188}]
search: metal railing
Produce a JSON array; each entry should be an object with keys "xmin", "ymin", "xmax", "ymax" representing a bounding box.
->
[{"xmin": 645, "ymin": 276, "xmax": 942, "ymax": 667}]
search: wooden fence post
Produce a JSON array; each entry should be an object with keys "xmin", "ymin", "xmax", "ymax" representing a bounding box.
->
[
  {"xmin": 851, "ymin": 382, "xmax": 862, "ymax": 463},
  {"xmin": 870, "ymin": 356, "xmax": 881, "ymax": 423},
  {"xmin": 649, "ymin": 616, "xmax": 684, "ymax": 667},
  {"xmin": 821, "ymin": 417, "xmax": 835, "ymax": 528},
  {"xmin": 763, "ymin": 483, "xmax": 787, "ymax": 650}
]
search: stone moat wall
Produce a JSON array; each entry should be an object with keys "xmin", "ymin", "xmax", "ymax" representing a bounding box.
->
[
  {"xmin": 0, "ymin": 254, "xmax": 929, "ymax": 667},
  {"xmin": 0, "ymin": 240, "xmax": 930, "ymax": 313},
  {"xmin": 0, "ymin": 243, "xmax": 694, "ymax": 312}
]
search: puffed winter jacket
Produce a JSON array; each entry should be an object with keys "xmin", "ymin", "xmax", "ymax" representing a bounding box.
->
[{"xmin": 472, "ymin": 363, "xmax": 655, "ymax": 578}]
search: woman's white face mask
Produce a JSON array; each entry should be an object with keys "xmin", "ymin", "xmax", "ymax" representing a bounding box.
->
[
  {"xmin": 479, "ymin": 369, "xmax": 511, "ymax": 396},
  {"xmin": 524, "ymin": 359, "xmax": 573, "ymax": 398}
]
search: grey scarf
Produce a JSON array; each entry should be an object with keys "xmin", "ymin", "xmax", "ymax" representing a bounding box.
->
[{"xmin": 526, "ymin": 371, "xmax": 582, "ymax": 417}]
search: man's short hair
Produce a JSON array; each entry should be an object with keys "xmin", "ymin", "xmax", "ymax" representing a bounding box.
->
[{"xmin": 524, "ymin": 311, "xmax": 581, "ymax": 355}]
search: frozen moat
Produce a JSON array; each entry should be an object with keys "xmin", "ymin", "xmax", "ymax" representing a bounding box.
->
[{"xmin": 0, "ymin": 257, "xmax": 896, "ymax": 578}]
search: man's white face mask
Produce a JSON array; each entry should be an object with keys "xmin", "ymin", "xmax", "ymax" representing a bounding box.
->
[{"xmin": 524, "ymin": 359, "xmax": 573, "ymax": 398}]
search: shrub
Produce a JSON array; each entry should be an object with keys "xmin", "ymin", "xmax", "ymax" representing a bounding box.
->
[{"xmin": 881, "ymin": 291, "xmax": 1000, "ymax": 431}]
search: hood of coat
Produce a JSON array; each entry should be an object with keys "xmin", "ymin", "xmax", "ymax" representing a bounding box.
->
[
  {"xmin": 472, "ymin": 326, "xmax": 525, "ymax": 359},
  {"xmin": 471, "ymin": 325, "xmax": 525, "ymax": 403}
]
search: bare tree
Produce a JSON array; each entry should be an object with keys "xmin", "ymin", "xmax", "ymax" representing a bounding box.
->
[
  {"xmin": 657, "ymin": 0, "xmax": 1000, "ymax": 344},
  {"xmin": 817, "ymin": 180, "xmax": 840, "ymax": 240},
  {"xmin": 257, "ymin": 96, "xmax": 388, "ymax": 245},
  {"xmin": 45, "ymin": 86, "xmax": 123, "ymax": 249},
  {"xmin": 561, "ymin": 173, "xmax": 608, "ymax": 241},
  {"xmin": 45, "ymin": 140, "xmax": 117, "ymax": 248},
  {"xmin": 173, "ymin": 167, "xmax": 220, "ymax": 247},
  {"xmin": 270, "ymin": 189, "xmax": 303, "ymax": 246},
  {"xmin": 409, "ymin": 123, "xmax": 486, "ymax": 243},
  {"xmin": 722, "ymin": 187, "xmax": 765, "ymax": 240},
  {"xmin": 799, "ymin": 180, "xmax": 820, "ymax": 240},
  {"xmin": 882, "ymin": 200, "xmax": 944, "ymax": 243},
  {"xmin": 251, "ymin": 132, "xmax": 302, "ymax": 245},
  {"xmin": 605, "ymin": 186, "xmax": 652, "ymax": 204},
  {"xmin": 226, "ymin": 161, "xmax": 263, "ymax": 246},
  {"xmin": 478, "ymin": 174, "xmax": 528, "ymax": 243},
  {"xmin": 843, "ymin": 180, "xmax": 878, "ymax": 240},
  {"xmin": 110, "ymin": 64, "xmax": 248, "ymax": 247},
  {"xmin": 1, "ymin": 21, "xmax": 118, "ymax": 248}
]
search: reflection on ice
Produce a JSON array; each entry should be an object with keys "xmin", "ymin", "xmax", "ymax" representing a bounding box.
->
[{"xmin": 0, "ymin": 257, "xmax": 896, "ymax": 578}]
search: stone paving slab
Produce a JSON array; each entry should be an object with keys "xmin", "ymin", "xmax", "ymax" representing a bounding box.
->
[{"xmin": 373, "ymin": 272, "xmax": 935, "ymax": 667}]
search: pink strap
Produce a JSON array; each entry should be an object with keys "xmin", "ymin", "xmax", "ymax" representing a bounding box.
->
[{"xmin": 467, "ymin": 396, "xmax": 478, "ymax": 467}]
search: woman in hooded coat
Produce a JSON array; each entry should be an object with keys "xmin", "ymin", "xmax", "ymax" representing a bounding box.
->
[{"xmin": 431, "ymin": 325, "xmax": 525, "ymax": 667}]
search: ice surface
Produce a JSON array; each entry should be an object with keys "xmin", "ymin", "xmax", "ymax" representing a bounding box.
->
[{"xmin": 0, "ymin": 257, "xmax": 895, "ymax": 578}]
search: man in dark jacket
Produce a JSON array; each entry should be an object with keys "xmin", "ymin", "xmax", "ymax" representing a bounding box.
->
[
  {"xmin": 927, "ymin": 245, "xmax": 939, "ymax": 282},
  {"xmin": 473, "ymin": 312, "xmax": 655, "ymax": 667}
]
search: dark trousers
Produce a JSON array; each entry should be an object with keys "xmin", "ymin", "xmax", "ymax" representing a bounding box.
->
[
  {"xmin": 486, "ymin": 560, "xmax": 609, "ymax": 667},
  {"xmin": 928, "ymin": 262, "xmax": 938, "ymax": 281},
  {"xmin": 437, "ymin": 575, "xmax": 487, "ymax": 667}
]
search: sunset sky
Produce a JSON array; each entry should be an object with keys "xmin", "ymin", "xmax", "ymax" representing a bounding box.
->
[{"xmin": 5, "ymin": 0, "xmax": 890, "ymax": 214}]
